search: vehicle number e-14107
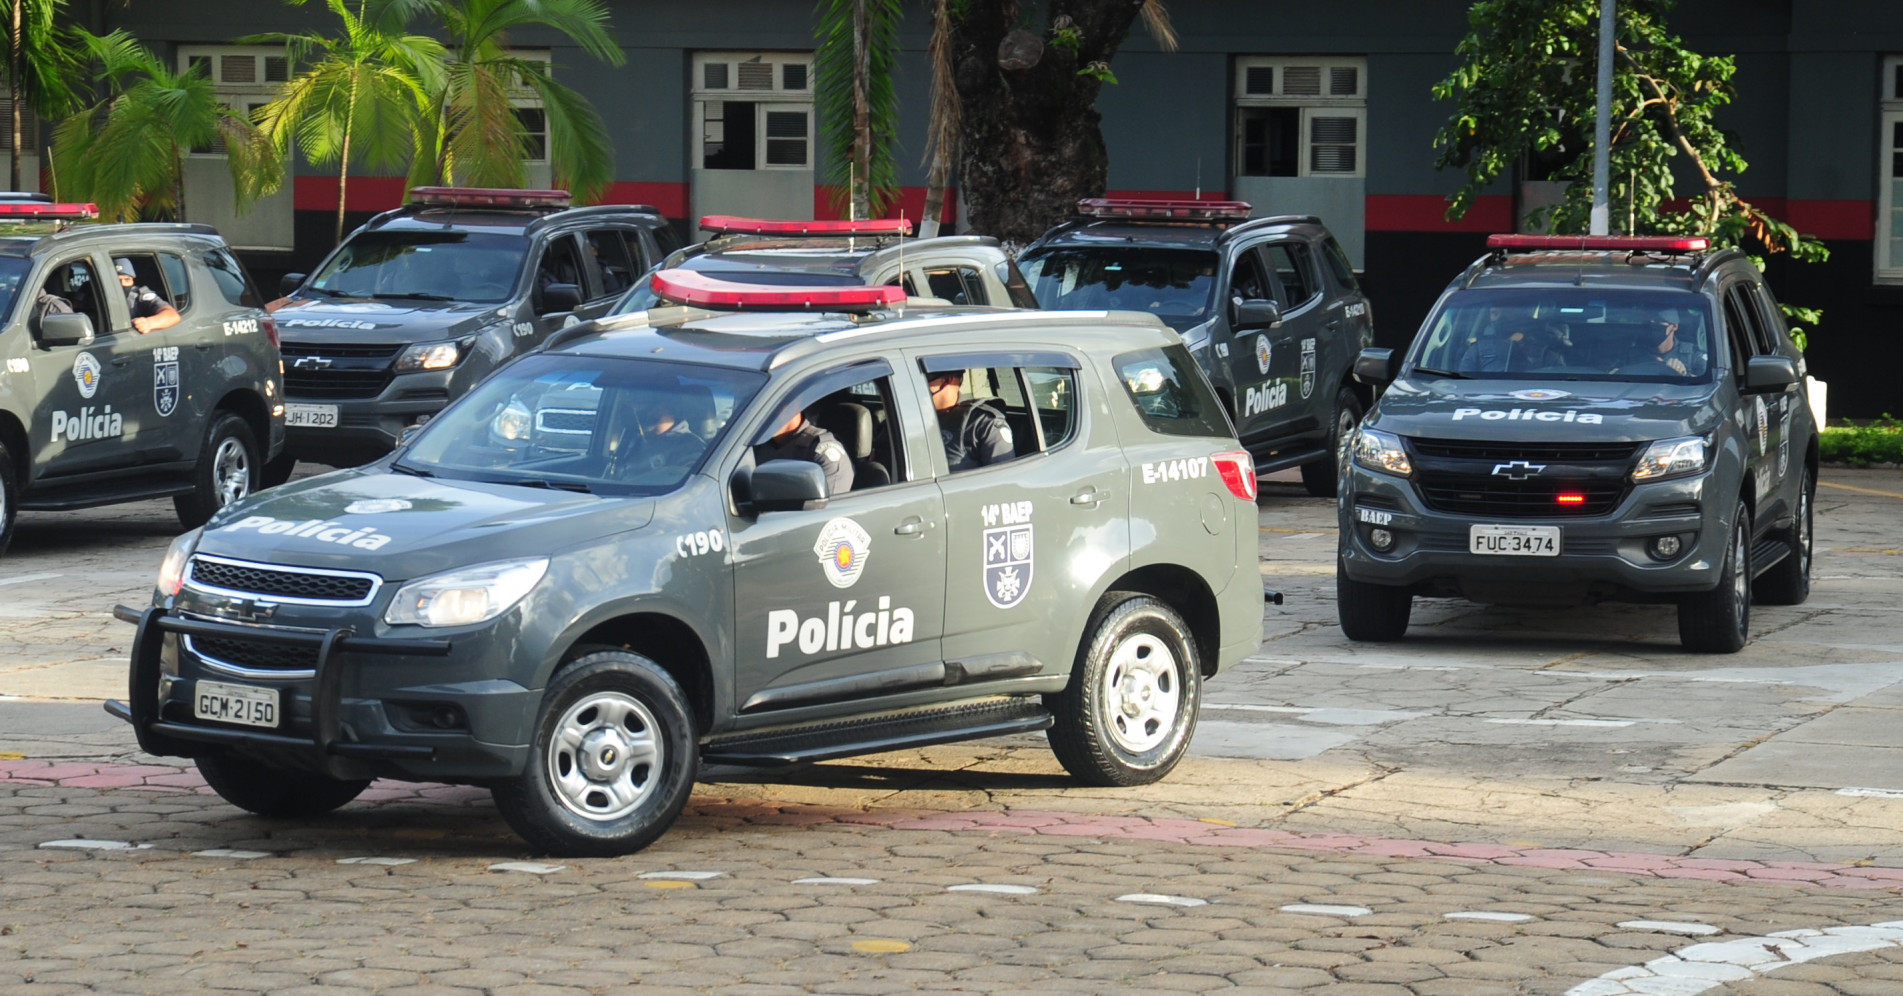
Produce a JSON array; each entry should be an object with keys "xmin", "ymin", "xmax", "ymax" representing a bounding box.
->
[{"xmin": 1469, "ymin": 524, "xmax": 1560, "ymax": 557}]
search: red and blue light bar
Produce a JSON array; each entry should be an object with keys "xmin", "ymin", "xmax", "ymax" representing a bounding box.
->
[
  {"xmin": 1487, "ymin": 234, "xmax": 1710, "ymax": 252},
  {"xmin": 409, "ymin": 187, "xmax": 572, "ymax": 209},
  {"xmin": 1077, "ymin": 198, "xmax": 1253, "ymax": 222},
  {"xmin": 0, "ymin": 202, "xmax": 98, "ymax": 219},
  {"xmin": 649, "ymin": 268, "xmax": 906, "ymax": 311},
  {"xmin": 700, "ymin": 216, "xmax": 913, "ymax": 237}
]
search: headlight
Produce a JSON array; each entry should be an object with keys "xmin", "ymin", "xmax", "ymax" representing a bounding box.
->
[
  {"xmin": 384, "ymin": 558, "xmax": 549, "ymax": 628},
  {"xmin": 1632, "ymin": 435, "xmax": 1708, "ymax": 482},
  {"xmin": 157, "ymin": 528, "xmax": 201, "ymax": 596},
  {"xmin": 492, "ymin": 395, "xmax": 532, "ymax": 442},
  {"xmin": 395, "ymin": 340, "xmax": 462, "ymax": 372},
  {"xmin": 1352, "ymin": 427, "xmax": 1413, "ymax": 477}
]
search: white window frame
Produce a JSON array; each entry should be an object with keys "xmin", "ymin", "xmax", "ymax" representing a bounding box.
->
[
  {"xmin": 1233, "ymin": 56, "xmax": 1367, "ymax": 179},
  {"xmin": 692, "ymin": 51, "xmax": 814, "ymax": 172},
  {"xmin": 1878, "ymin": 56, "xmax": 1903, "ymax": 283},
  {"xmin": 178, "ymin": 45, "xmax": 287, "ymax": 158}
]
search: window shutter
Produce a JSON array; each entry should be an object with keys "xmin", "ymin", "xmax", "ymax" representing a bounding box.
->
[
  {"xmin": 764, "ymin": 110, "xmax": 807, "ymax": 165},
  {"xmin": 1329, "ymin": 66, "xmax": 1358, "ymax": 96},
  {"xmin": 1281, "ymin": 66, "xmax": 1321, "ymax": 96},
  {"xmin": 1244, "ymin": 66, "xmax": 1273, "ymax": 95},
  {"xmin": 737, "ymin": 62, "xmax": 775, "ymax": 91},
  {"xmin": 703, "ymin": 62, "xmax": 729, "ymax": 90},
  {"xmin": 1308, "ymin": 116, "xmax": 1357, "ymax": 173},
  {"xmin": 219, "ymin": 55, "xmax": 256, "ymax": 84}
]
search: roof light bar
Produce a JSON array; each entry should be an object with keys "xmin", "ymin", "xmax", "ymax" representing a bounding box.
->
[
  {"xmin": 1077, "ymin": 198, "xmax": 1253, "ymax": 221},
  {"xmin": 0, "ymin": 202, "xmax": 98, "ymax": 219},
  {"xmin": 650, "ymin": 268, "xmax": 906, "ymax": 311},
  {"xmin": 699, "ymin": 215, "xmax": 913, "ymax": 237},
  {"xmin": 1487, "ymin": 234, "xmax": 1711, "ymax": 252},
  {"xmin": 409, "ymin": 187, "xmax": 572, "ymax": 209}
]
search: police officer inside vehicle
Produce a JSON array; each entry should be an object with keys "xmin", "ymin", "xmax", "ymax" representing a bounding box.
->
[
  {"xmin": 1615, "ymin": 307, "xmax": 1700, "ymax": 376},
  {"xmin": 115, "ymin": 258, "xmax": 180, "ymax": 334},
  {"xmin": 753, "ymin": 408, "xmax": 853, "ymax": 496},
  {"xmin": 927, "ymin": 370, "xmax": 1015, "ymax": 471}
]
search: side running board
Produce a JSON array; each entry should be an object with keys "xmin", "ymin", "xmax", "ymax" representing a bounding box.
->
[{"xmin": 702, "ymin": 696, "xmax": 1052, "ymax": 767}]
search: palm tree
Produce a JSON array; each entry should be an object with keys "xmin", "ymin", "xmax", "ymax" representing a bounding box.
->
[
  {"xmin": 408, "ymin": 0, "xmax": 621, "ymax": 201},
  {"xmin": 49, "ymin": 30, "xmax": 280, "ymax": 222},
  {"xmin": 6, "ymin": 0, "xmax": 83, "ymax": 192},
  {"xmin": 250, "ymin": 0, "xmax": 444, "ymax": 244},
  {"xmin": 814, "ymin": 0, "xmax": 901, "ymax": 221}
]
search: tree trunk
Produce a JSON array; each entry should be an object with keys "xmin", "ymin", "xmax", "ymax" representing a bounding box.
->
[
  {"xmin": 946, "ymin": 0, "xmax": 1147, "ymax": 248},
  {"xmin": 337, "ymin": 69, "xmax": 357, "ymax": 245},
  {"xmin": 9, "ymin": 0, "xmax": 22, "ymax": 192},
  {"xmin": 850, "ymin": 0, "xmax": 871, "ymax": 221}
]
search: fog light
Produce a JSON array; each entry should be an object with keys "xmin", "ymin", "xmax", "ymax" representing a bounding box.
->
[
  {"xmin": 1369, "ymin": 527, "xmax": 1395, "ymax": 551},
  {"xmin": 1649, "ymin": 535, "xmax": 1683, "ymax": 561}
]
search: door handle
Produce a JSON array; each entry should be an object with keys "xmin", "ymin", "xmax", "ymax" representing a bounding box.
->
[
  {"xmin": 894, "ymin": 517, "xmax": 929, "ymax": 536},
  {"xmin": 1070, "ymin": 488, "xmax": 1107, "ymax": 507},
  {"xmin": 194, "ymin": 342, "xmax": 214, "ymax": 351},
  {"xmin": 110, "ymin": 357, "xmax": 131, "ymax": 367}
]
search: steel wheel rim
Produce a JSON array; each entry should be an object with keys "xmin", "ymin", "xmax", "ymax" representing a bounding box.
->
[
  {"xmin": 212, "ymin": 437, "xmax": 251, "ymax": 507},
  {"xmin": 1336, "ymin": 405, "xmax": 1358, "ymax": 446},
  {"xmin": 1798, "ymin": 483, "xmax": 1812, "ymax": 576},
  {"xmin": 547, "ymin": 690, "xmax": 661, "ymax": 822},
  {"xmin": 1100, "ymin": 632, "xmax": 1181, "ymax": 754},
  {"xmin": 1730, "ymin": 518, "xmax": 1748, "ymax": 631}
]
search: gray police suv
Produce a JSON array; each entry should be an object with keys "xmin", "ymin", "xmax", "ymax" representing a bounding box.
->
[
  {"xmin": 109, "ymin": 270, "xmax": 1264, "ymax": 856},
  {"xmin": 269, "ymin": 187, "xmax": 677, "ymax": 474},
  {"xmin": 1021, "ymin": 199, "xmax": 1374, "ymax": 496},
  {"xmin": 1339, "ymin": 234, "xmax": 1817, "ymax": 653},
  {"xmin": 0, "ymin": 201, "xmax": 281, "ymax": 556}
]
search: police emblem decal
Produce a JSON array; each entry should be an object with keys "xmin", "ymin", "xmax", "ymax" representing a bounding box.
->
[
  {"xmin": 1754, "ymin": 397, "xmax": 1768, "ymax": 456},
  {"xmin": 72, "ymin": 352, "xmax": 101, "ymax": 399},
  {"xmin": 814, "ymin": 517, "xmax": 872, "ymax": 589},
  {"xmin": 344, "ymin": 498, "xmax": 413, "ymax": 515},
  {"xmin": 1300, "ymin": 337, "xmax": 1317, "ymax": 400},
  {"xmin": 154, "ymin": 359, "xmax": 180, "ymax": 417},
  {"xmin": 1510, "ymin": 388, "xmax": 1571, "ymax": 401},
  {"xmin": 982, "ymin": 523, "xmax": 1034, "ymax": 609},
  {"xmin": 1255, "ymin": 334, "xmax": 1272, "ymax": 375}
]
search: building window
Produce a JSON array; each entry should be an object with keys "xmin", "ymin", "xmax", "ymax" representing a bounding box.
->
[
  {"xmin": 1879, "ymin": 56, "xmax": 1903, "ymax": 282},
  {"xmin": 178, "ymin": 45, "xmax": 288, "ymax": 156},
  {"xmin": 694, "ymin": 52, "xmax": 813, "ymax": 171},
  {"xmin": 1234, "ymin": 57, "xmax": 1366, "ymax": 179}
]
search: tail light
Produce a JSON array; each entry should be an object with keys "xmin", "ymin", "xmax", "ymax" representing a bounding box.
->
[
  {"xmin": 261, "ymin": 315, "xmax": 279, "ymax": 350},
  {"xmin": 1212, "ymin": 449, "xmax": 1257, "ymax": 501}
]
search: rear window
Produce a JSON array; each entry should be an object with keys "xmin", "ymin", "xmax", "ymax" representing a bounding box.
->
[
  {"xmin": 1111, "ymin": 345, "xmax": 1232, "ymax": 438},
  {"xmin": 202, "ymin": 249, "xmax": 262, "ymax": 307},
  {"xmin": 1020, "ymin": 247, "xmax": 1218, "ymax": 332}
]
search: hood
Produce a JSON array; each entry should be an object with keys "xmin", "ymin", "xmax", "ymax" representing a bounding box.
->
[
  {"xmin": 193, "ymin": 467, "xmax": 654, "ymax": 581},
  {"xmin": 273, "ymin": 299, "xmax": 509, "ymax": 344},
  {"xmin": 1369, "ymin": 377, "xmax": 1724, "ymax": 443}
]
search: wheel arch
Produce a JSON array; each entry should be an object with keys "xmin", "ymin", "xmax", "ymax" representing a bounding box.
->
[
  {"xmin": 555, "ymin": 611, "xmax": 716, "ymax": 735},
  {"xmin": 1095, "ymin": 563, "xmax": 1221, "ymax": 677},
  {"xmin": 0, "ymin": 409, "xmax": 27, "ymax": 488},
  {"xmin": 211, "ymin": 388, "xmax": 271, "ymax": 454}
]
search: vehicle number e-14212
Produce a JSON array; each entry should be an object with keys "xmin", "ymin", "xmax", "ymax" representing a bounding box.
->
[{"xmin": 1469, "ymin": 524, "xmax": 1560, "ymax": 557}]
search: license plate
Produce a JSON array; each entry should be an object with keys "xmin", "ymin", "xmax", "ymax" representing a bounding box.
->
[
  {"xmin": 193, "ymin": 680, "xmax": 280, "ymax": 728},
  {"xmin": 284, "ymin": 403, "xmax": 339, "ymax": 428},
  {"xmin": 1469, "ymin": 524, "xmax": 1560, "ymax": 557}
]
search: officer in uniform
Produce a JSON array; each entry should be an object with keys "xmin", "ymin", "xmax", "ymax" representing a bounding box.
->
[
  {"xmin": 927, "ymin": 370, "xmax": 1015, "ymax": 471},
  {"xmin": 752, "ymin": 409, "xmax": 853, "ymax": 496},
  {"xmin": 115, "ymin": 258, "xmax": 180, "ymax": 334}
]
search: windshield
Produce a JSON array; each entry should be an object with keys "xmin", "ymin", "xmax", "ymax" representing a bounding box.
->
[
  {"xmin": 306, "ymin": 231, "xmax": 528, "ymax": 304},
  {"xmin": 397, "ymin": 354, "xmax": 766, "ymax": 495},
  {"xmin": 0, "ymin": 256, "xmax": 31, "ymax": 325},
  {"xmin": 612, "ymin": 266, "xmax": 864, "ymax": 315},
  {"xmin": 1409, "ymin": 289, "xmax": 1717, "ymax": 384},
  {"xmin": 1019, "ymin": 247, "xmax": 1217, "ymax": 331}
]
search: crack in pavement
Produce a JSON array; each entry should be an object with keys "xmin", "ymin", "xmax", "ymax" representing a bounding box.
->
[{"xmin": 1281, "ymin": 764, "xmax": 1399, "ymax": 818}]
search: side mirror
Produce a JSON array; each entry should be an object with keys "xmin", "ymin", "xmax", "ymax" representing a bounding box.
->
[
  {"xmin": 540, "ymin": 282, "xmax": 583, "ymax": 316},
  {"xmin": 1353, "ymin": 347, "xmax": 1395, "ymax": 386},
  {"xmin": 39, "ymin": 312, "xmax": 94, "ymax": 347},
  {"xmin": 1231, "ymin": 298, "xmax": 1282, "ymax": 331},
  {"xmin": 397, "ymin": 416, "xmax": 429, "ymax": 447},
  {"xmin": 1744, "ymin": 355, "xmax": 1798, "ymax": 392},
  {"xmin": 279, "ymin": 272, "xmax": 307, "ymax": 297},
  {"xmin": 748, "ymin": 459, "xmax": 828, "ymax": 512}
]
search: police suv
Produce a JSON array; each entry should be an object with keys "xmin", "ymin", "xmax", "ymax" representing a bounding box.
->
[
  {"xmin": 0, "ymin": 200, "xmax": 281, "ymax": 556},
  {"xmin": 109, "ymin": 271, "xmax": 1264, "ymax": 856},
  {"xmin": 269, "ymin": 187, "xmax": 678, "ymax": 475},
  {"xmin": 1020, "ymin": 199, "xmax": 1374, "ymax": 496},
  {"xmin": 1339, "ymin": 234, "xmax": 1817, "ymax": 653}
]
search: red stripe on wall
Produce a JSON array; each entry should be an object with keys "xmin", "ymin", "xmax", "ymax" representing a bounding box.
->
[
  {"xmin": 600, "ymin": 182, "xmax": 688, "ymax": 219},
  {"xmin": 810, "ymin": 186, "xmax": 960, "ymax": 226},
  {"xmin": 292, "ymin": 176, "xmax": 409, "ymax": 213},
  {"xmin": 1783, "ymin": 199, "xmax": 1872, "ymax": 241},
  {"xmin": 1365, "ymin": 194, "xmax": 1511, "ymax": 232}
]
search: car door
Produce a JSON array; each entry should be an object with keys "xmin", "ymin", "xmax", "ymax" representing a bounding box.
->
[
  {"xmin": 724, "ymin": 359, "xmax": 948, "ymax": 719},
  {"xmin": 528, "ymin": 232, "xmax": 588, "ymax": 337},
  {"xmin": 918, "ymin": 350, "xmax": 1125, "ymax": 680},
  {"xmin": 1220, "ymin": 244, "xmax": 1288, "ymax": 441},
  {"xmin": 1720, "ymin": 280, "xmax": 1786, "ymax": 526},
  {"xmin": 575, "ymin": 227, "xmax": 642, "ymax": 322},
  {"xmin": 29, "ymin": 253, "xmax": 155, "ymax": 476},
  {"xmin": 1246, "ymin": 240, "xmax": 1325, "ymax": 443}
]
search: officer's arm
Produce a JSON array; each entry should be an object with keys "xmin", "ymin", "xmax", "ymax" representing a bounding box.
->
[{"xmin": 978, "ymin": 411, "xmax": 1017, "ymax": 465}]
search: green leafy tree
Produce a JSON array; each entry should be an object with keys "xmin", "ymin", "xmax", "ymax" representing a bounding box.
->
[
  {"xmin": 49, "ymin": 30, "xmax": 280, "ymax": 222},
  {"xmin": 928, "ymin": 0, "xmax": 1175, "ymax": 246},
  {"xmin": 1433, "ymin": 0, "xmax": 1827, "ymax": 336},
  {"xmin": 409, "ymin": 0, "xmax": 622, "ymax": 201},
  {"xmin": 814, "ymin": 0, "xmax": 901, "ymax": 219},
  {"xmin": 249, "ymin": 0, "xmax": 445, "ymax": 244},
  {"xmin": 6, "ymin": 0, "xmax": 84, "ymax": 192}
]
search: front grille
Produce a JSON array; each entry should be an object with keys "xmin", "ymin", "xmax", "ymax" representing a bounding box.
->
[
  {"xmin": 1409, "ymin": 438, "xmax": 1641, "ymax": 463},
  {"xmin": 280, "ymin": 342, "xmax": 403, "ymax": 358},
  {"xmin": 1417, "ymin": 478, "xmax": 1627, "ymax": 517},
  {"xmin": 188, "ymin": 557, "xmax": 377, "ymax": 603},
  {"xmin": 284, "ymin": 368, "xmax": 392, "ymax": 399},
  {"xmin": 537, "ymin": 408, "xmax": 596, "ymax": 434},
  {"xmin": 187, "ymin": 635, "xmax": 319, "ymax": 672},
  {"xmin": 281, "ymin": 342, "xmax": 402, "ymax": 400}
]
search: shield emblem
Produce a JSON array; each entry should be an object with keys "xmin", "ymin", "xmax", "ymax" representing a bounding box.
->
[
  {"xmin": 1255, "ymin": 334, "xmax": 1272, "ymax": 375},
  {"xmin": 982, "ymin": 523, "xmax": 1034, "ymax": 609},
  {"xmin": 1300, "ymin": 338, "xmax": 1317, "ymax": 400},
  {"xmin": 154, "ymin": 359, "xmax": 180, "ymax": 417}
]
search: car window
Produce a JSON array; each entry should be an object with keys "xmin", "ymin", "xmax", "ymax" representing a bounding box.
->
[
  {"xmin": 309, "ymin": 231, "xmax": 525, "ymax": 304},
  {"xmin": 920, "ymin": 364, "xmax": 1036, "ymax": 473},
  {"xmin": 1229, "ymin": 246, "xmax": 1273, "ymax": 301},
  {"xmin": 586, "ymin": 229, "xmax": 639, "ymax": 298},
  {"xmin": 535, "ymin": 234, "xmax": 587, "ymax": 307},
  {"xmin": 1410, "ymin": 288, "xmax": 1713, "ymax": 383},
  {"xmin": 1743, "ymin": 281, "xmax": 1789, "ymax": 353},
  {"xmin": 1260, "ymin": 242, "xmax": 1315, "ymax": 306},
  {"xmin": 115, "ymin": 253, "xmax": 170, "ymax": 307},
  {"xmin": 159, "ymin": 253, "xmax": 191, "ymax": 312},
  {"xmin": 1022, "ymin": 368, "xmax": 1079, "ymax": 450},
  {"xmin": 41, "ymin": 258, "xmax": 109, "ymax": 337},
  {"xmin": 757, "ymin": 365, "xmax": 908, "ymax": 492},
  {"xmin": 1111, "ymin": 345, "xmax": 1231, "ymax": 438},
  {"xmin": 1018, "ymin": 247, "xmax": 1218, "ymax": 332},
  {"xmin": 1721, "ymin": 284, "xmax": 1764, "ymax": 371},
  {"xmin": 994, "ymin": 259, "xmax": 1040, "ymax": 308},
  {"xmin": 924, "ymin": 266, "xmax": 988, "ymax": 306},
  {"xmin": 1321, "ymin": 237, "xmax": 1359, "ymax": 291},
  {"xmin": 0, "ymin": 256, "xmax": 30, "ymax": 327}
]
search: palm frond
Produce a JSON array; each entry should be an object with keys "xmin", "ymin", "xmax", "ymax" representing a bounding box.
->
[
  {"xmin": 526, "ymin": 73, "xmax": 613, "ymax": 200},
  {"xmin": 1138, "ymin": 0, "xmax": 1178, "ymax": 52}
]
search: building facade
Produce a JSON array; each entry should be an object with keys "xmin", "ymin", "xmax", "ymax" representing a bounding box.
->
[{"xmin": 56, "ymin": 0, "xmax": 1900, "ymax": 417}]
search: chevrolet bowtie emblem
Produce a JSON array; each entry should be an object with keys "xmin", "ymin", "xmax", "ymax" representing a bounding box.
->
[
  {"xmin": 207, "ymin": 597, "xmax": 279, "ymax": 622},
  {"xmin": 292, "ymin": 356, "xmax": 333, "ymax": 370},
  {"xmin": 1492, "ymin": 460, "xmax": 1546, "ymax": 480}
]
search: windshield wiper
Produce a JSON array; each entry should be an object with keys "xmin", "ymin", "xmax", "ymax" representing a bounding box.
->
[
  {"xmin": 389, "ymin": 462, "xmax": 434, "ymax": 478},
  {"xmin": 1411, "ymin": 366, "xmax": 1469, "ymax": 379},
  {"xmin": 375, "ymin": 291, "xmax": 455, "ymax": 301},
  {"xmin": 488, "ymin": 477, "xmax": 593, "ymax": 494}
]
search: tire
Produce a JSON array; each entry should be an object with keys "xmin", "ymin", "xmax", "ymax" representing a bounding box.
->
[
  {"xmin": 491, "ymin": 651, "xmax": 698, "ymax": 857},
  {"xmin": 1046, "ymin": 593, "xmax": 1201, "ymax": 787},
  {"xmin": 1679, "ymin": 500, "xmax": 1752, "ymax": 653},
  {"xmin": 0, "ymin": 436, "xmax": 16, "ymax": 559},
  {"xmin": 259, "ymin": 451, "xmax": 297, "ymax": 489},
  {"xmin": 1336, "ymin": 559, "xmax": 1412, "ymax": 641},
  {"xmin": 1301, "ymin": 386, "xmax": 1364, "ymax": 498},
  {"xmin": 196, "ymin": 753, "xmax": 369, "ymax": 818},
  {"xmin": 1754, "ymin": 466, "xmax": 1813, "ymax": 606},
  {"xmin": 175, "ymin": 414, "xmax": 258, "ymax": 529}
]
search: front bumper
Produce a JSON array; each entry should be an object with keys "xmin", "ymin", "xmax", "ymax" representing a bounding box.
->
[
  {"xmin": 105, "ymin": 605, "xmax": 532, "ymax": 782},
  {"xmin": 1338, "ymin": 465, "xmax": 1727, "ymax": 603},
  {"xmin": 284, "ymin": 368, "xmax": 458, "ymax": 466}
]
